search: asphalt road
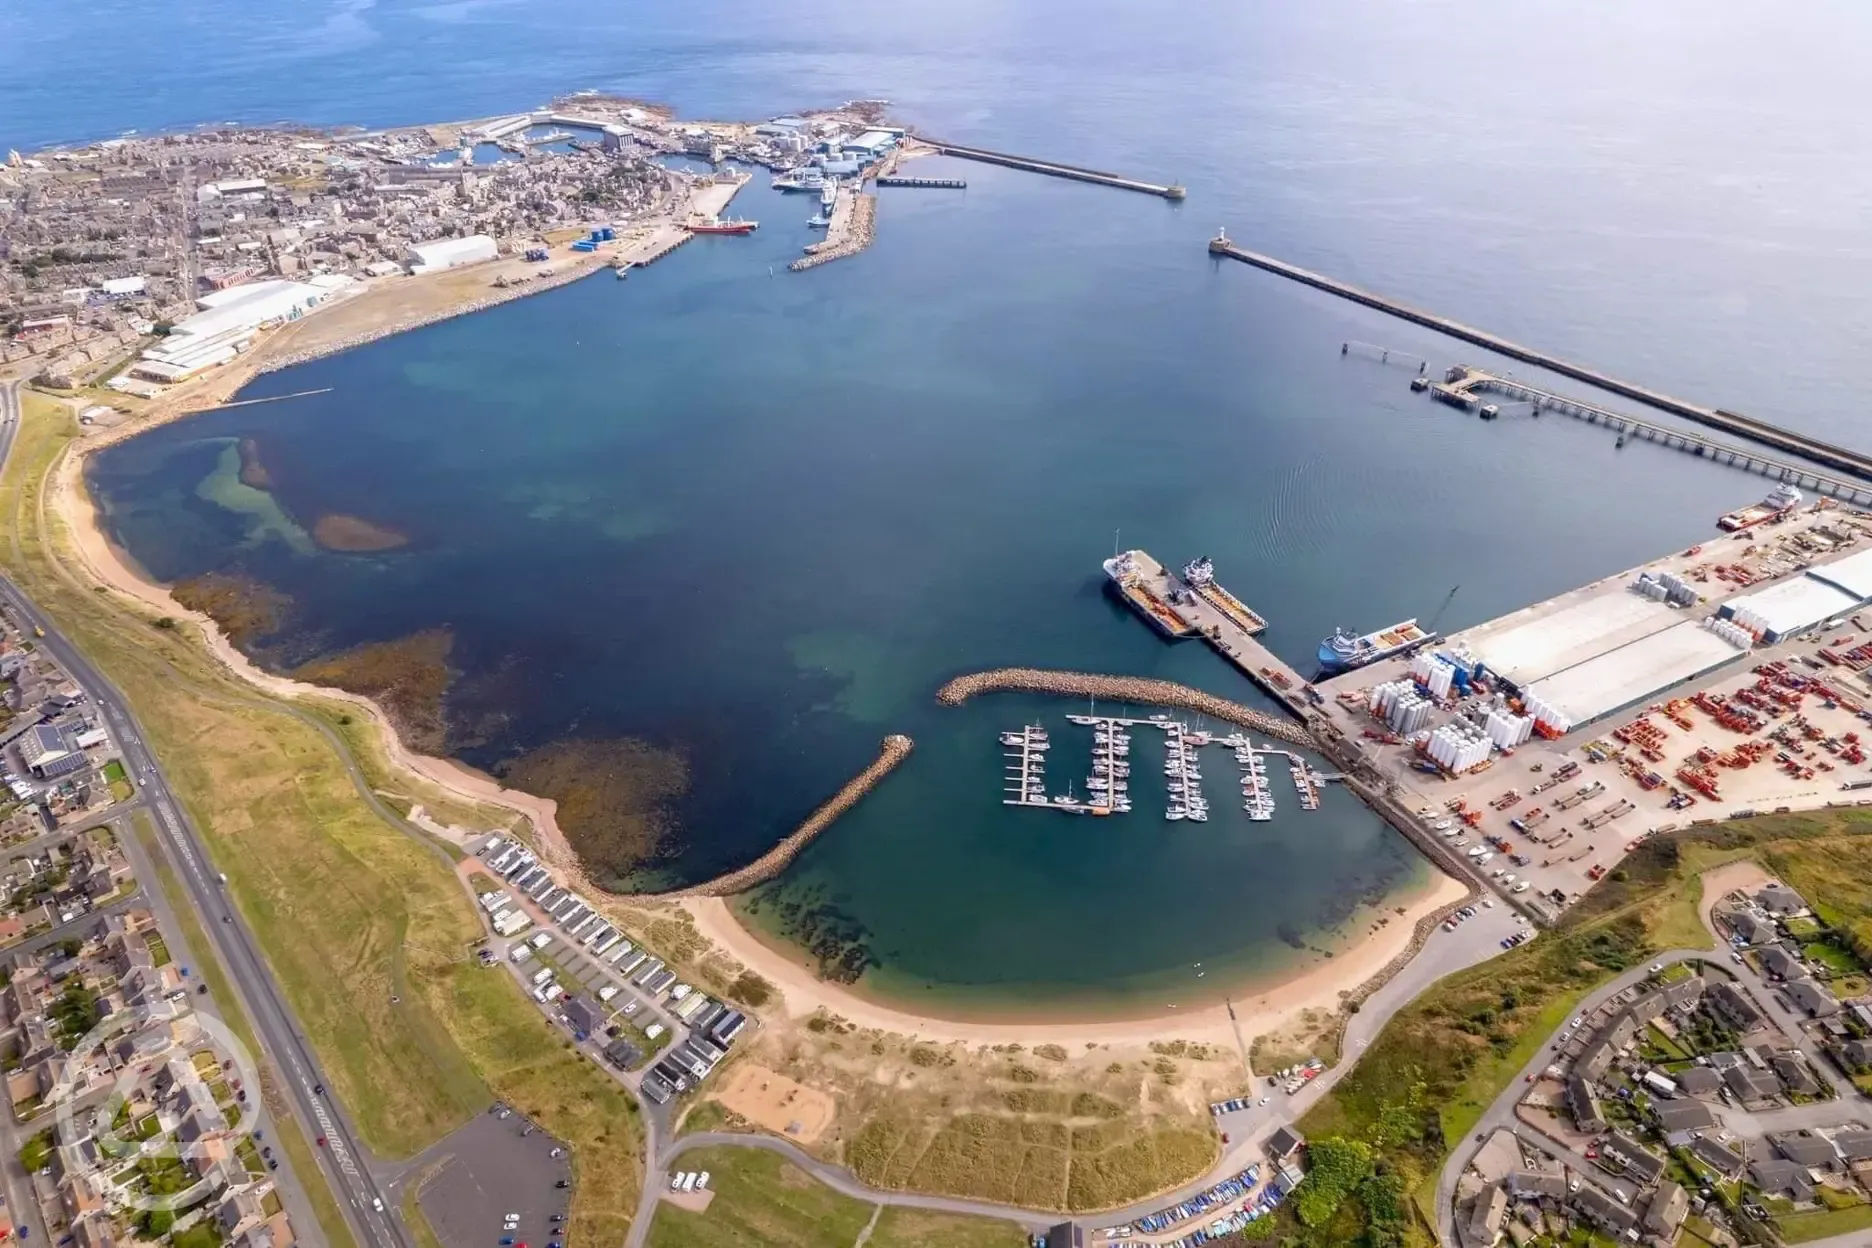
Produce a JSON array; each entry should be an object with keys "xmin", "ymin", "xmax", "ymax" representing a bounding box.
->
[{"xmin": 0, "ymin": 573, "xmax": 406, "ymax": 1248}]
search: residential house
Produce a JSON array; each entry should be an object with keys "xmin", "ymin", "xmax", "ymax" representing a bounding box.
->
[
  {"xmin": 1653, "ymin": 1099, "xmax": 1716, "ymax": 1137},
  {"xmin": 1787, "ymin": 980, "xmax": 1840, "ymax": 1018},
  {"xmin": 1567, "ymin": 1075, "xmax": 1604, "ymax": 1133},
  {"xmin": 1750, "ymin": 1158, "xmax": 1817, "ymax": 1203},
  {"xmin": 217, "ymin": 1187, "xmax": 269, "ymax": 1236},
  {"xmin": 1842, "ymin": 1038, "xmax": 1872, "ymax": 1071},
  {"xmin": 1708, "ymin": 982, "xmax": 1766, "ymax": 1032},
  {"xmin": 1505, "ymin": 1171, "xmax": 1567, "ymax": 1203},
  {"xmin": 1756, "ymin": 884, "xmax": 1808, "ymax": 917},
  {"xmin": 1723, "ymin": 1065, "xmax": 1781, "ymax": 1104},
  {"xmin": 71, "ymin": 1216, "xmax": 116, "ymax": 1248},
  {"xmin": 1833, "ymin": 1128, "xmax": 1872, "ymax": 1164},
  {"xmin": 1601, "ymin": 1131, "xmax": 1666, "ymax": 1186},
  {"xmin": 1773, "ymin": 1054, "xmax": 1822, "ymax": 1096},
  {"xmin": 1731, "ymin": 911, "xmax": 1779, "ymax": 945},
  {"xmin": 1688, "ymin": 1135, "xmax": 1746, "ymax": 1180},
  {"xmin": 236, "ymin": 1212, "xmax": 296, "ymax": 1248},
  {"xmin": 1759, "ymin": 946, "xmax": 1806, "ymax": 981},
  {"xmin": 1772, "ymin": 1131, "xmax": 1840, "ymax": 1171},
  {"xmin": 1466, "ymin": 1186, "xmax": 1508, "ymax": 1246},
  {"xmin": 1677, "ymin": 1066, "xmax": 1722, "ymax": 1097},
  {"xmin": 1572, "ymin": 1185, "xmax": 1640, "ymax": 1236},
  {"xmin": 1642, "ymin": 1180, "xmax": 1688, "ymax": 1240}
]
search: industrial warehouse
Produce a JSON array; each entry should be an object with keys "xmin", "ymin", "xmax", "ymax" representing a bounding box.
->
[{"xmin": 1316, "ymin": 492, "xmax": 1872, "ymax": 921}]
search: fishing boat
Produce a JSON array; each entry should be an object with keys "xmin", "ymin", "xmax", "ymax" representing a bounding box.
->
[
  {"xmin": 806, "ymin": 212, "xmax": 831, "ymax": 229},
  {"xmin": 771, "ymin": 165, "xmax": 825, "ymax": 191}
]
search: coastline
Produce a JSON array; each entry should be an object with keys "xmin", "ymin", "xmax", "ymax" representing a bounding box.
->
[
  {"xmin": 678, "ymin": 865, "xmax": 1466, "ymax": 1046},
  {"xmin": 49, "ymin": 438, "xmax": 574, "ymax": 858}
]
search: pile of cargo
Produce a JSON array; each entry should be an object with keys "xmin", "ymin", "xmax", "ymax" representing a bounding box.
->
[
  {"xmin": 1693, "ymin": 690, "xmax": 1763, "ymax": 734},
  {"xmin": 1424, "ymin": 721, "xmax": 1492, "ymax": 774},
  {"xmin": 1521, "ymin": 692, "xmax": 1574, "ymax": 738},
  {"xmin": 1613, "ymin": 715, "xmax": 1670, "ymax": 762},
  {"xmin": 1677, "ymin": 763, "xmax": 1721, "ymax": 799},
  {"xmin": 1371, "ymin": 680, "xmax": 1434, "ymax": 734}
]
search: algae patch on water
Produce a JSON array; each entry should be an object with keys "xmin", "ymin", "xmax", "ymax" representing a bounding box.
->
[
  {"xmin": 497, "ymin": 739, "xmax": 688, "ymax": 887},
  {"xmin": 170, "ymin": 571, "xmax": 292, "ymax": 647},
  {"xmin": 194, "ymin": 440, "xmax": 314, "ymax": 554},
  {"xmin": 294, "ymin": 629, "xmax": 454, "ymax": 755},
  {"xmin": 312, "ymin": 513, "xmax": 410, "ymax": 552}
]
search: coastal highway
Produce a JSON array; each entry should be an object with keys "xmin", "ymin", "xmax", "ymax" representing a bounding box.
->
[{"xmin": 0, "ymin": 572, "xmax": 408, "ymax": 1248}]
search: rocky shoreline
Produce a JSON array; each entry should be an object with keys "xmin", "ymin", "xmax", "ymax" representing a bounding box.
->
[
  {"xmin": 671, "ymin": 734, "xmax": 913, "ymax": 897},
  {"xmin": 936, "ymin": 667, "xmax": 1317, "ymax": 748}
]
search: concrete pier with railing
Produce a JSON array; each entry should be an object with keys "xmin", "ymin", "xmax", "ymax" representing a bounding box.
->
[{"xmin": 1209, "ymin": 232, "xmax": 1872, "ymax": 482}]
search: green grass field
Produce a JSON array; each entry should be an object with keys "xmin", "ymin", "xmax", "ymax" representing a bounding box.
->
[
  {"xmin": 646, "ymin": 1147, "xmax": 872, "ymax": 1248},
  {"xmin": 868, "ymin": 1206, "xmax": 1029, "ymax": 1248},
  {"xmin": 4, "ymin": 395, "xmax": 641, "ymax": 1242},
  {"xmin": 1778, "ymin": 1202, "xmax": 1872, "ymax": 1243}
]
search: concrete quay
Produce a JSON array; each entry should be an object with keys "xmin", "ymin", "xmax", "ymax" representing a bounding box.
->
[
  {"xmin": 924, "ymin": 140, "xmax": 1186, "ymax": 199},
  {"xmin": 1208, "ymin": 233, "xmax": 1872, "ymax": 482},
  {"xmin": 1112, "ymin": 550, "xmax": 1314, "ymax": 718},
  {"xmin": 1435, "ymin": 366, "xmax": 1872, "ymax": 506}
]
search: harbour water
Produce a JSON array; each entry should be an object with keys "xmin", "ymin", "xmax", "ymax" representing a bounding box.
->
[{"xmin": 34, "ymin": 0, "xmax": 1872, "ymax": 1013}]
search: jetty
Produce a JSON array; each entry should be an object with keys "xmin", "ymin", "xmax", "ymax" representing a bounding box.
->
[
  {"xmin": 673, "ymin": 734, "xmax": 913, "ymax": 896},
  {"xmin": 1424, "ymin": 367, "xmax": 1872, "ymax": 506},
  {"xmin": 924, "ymin": 140, "xmax": 1185, "ymax": 200},
  {"xmin": 790, "ymin": 185, "xmax": 877, "ymax": 272},
  {"xmin": 1209, "ymin": 231, "xmax": 1872, "ymax": 482},
  {"xmin": 1109, "ymin": 550, "xmax": 1313, "ymax": 716},
  {"xmin": 875, "ymin": 176, "xmax": 967, "ymax": 189},
  {"xmin": 938, "ymin": 669, "xmax": 1315, "ymax": 749}
]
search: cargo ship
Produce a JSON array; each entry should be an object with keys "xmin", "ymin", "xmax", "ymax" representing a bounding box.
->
[
  {"xmin": 1718, "ymin": 483, "xmax": 1803, "ymax": 532},
  {"xmin": 1181, "ymin": 557, "xmax": 1268, "ymax": 636},
  {"xmin": 1103, "ymin": 550, "xmax": 1197, "ymax": 639},
  {"xmin": 685, "ymin": 216, "xmax": 758, "ymax": 235},
  {"xmin": 1317, "ymin": 619, "xmax": 1432, "ymax": 675}
]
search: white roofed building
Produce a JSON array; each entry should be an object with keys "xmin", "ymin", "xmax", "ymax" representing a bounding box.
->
[
  {"xmin": 131, "ymin": 279, "xmax": 326, "ymax": 383},
  {"xmin": 406, "ymin": 235, "xmax": 498, "ymax": 275}
]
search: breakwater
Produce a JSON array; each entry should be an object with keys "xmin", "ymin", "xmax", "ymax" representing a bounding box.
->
[
  {"xmin": 669, "ymin": 734, "xmax": 914, "ymax": 897},
  {"xmin": 936, "ymin": 668, "xmax": 1315, "ymax": 748},
  {"xmin": 790, "ymin": 192, "xmax": 877, "ymax": 272},
  {"xmin": 875, "ymin": 176, "xmax": 967, "ymax": 189},
  {"xmin": 925, "ymin": 140, "xmax": 1186, "ymax": 200},
  {"xmin": 1208, "ymin": 233, "xmax": 1872, "ymax": 482}
]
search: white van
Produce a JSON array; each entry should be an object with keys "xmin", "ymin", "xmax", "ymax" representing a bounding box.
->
[
  {"xmin": 669, "ymin": 1172, "xmax": 687, "ymax": 1191},
  {"xmin": 680, "ymin": 1173, "xmax": 699, "ymax": 1193}
]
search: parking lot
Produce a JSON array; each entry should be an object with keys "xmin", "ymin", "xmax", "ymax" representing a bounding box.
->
[{"xmin": 410, "ymin": 1109, "xmax": 572, "ymax": 1248}]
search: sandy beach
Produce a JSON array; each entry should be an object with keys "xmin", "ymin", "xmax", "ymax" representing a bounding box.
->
[{"xmin": 681, "ymin": 867, "xmax": 1467, "ymax": 1047}]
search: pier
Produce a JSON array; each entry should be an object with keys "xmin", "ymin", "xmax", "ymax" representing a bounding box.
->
[
  {"xmin": 1209, "ymin": 232, "xmax": 1872, "ymax": 482},
  {"xmin": 924, "ymin": 140, "xmax": 1186, "ymax": 199},
  {"xmin": 874, "ymin": 176, "xmax": 967, "ymax": 189},
  {"xmin": 938, "ymin": 669, "xmax": 1316, "ymax": 749},
  {"xmin": 1111, "ymin": 551, "xmax": 1313, "ymax": 716},
  {"xmin": 790, "ymin": 185, "xmax": 877, "ymax": 272},
  {"xmin": 1430, "ymin": 366, "xmax": 1872, "ymax": 505}
]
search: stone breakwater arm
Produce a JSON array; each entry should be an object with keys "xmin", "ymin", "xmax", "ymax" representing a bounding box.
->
[
  {"xmin": 671, "ymin": 735, "xmax": 913, "ymax": 897},
  {"xmin": 935, "ymin": 668, "xmax": 1316, "ymax": 749}
]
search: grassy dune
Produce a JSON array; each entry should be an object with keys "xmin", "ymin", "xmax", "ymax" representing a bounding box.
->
[{"xmin": 2, "ymin": 396, "xmax": 641, "ymax": 1241}]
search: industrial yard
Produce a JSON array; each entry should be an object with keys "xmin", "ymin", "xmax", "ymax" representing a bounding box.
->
[{"xmin": 1309, "ymin": 497, "xmax": 1872, "ymax": 920}]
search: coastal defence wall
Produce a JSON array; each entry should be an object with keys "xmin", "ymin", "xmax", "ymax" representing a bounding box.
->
[
  {"xmin": 936, "ymin": 668, "xmax": 1316, "ymax": 749},
  {"xmin": 1208, "ymin": 235, "xmax": 1872, "ymax": 483},
  {"xmin": 670, "ymin": 734, "xmax": 914, "ymax": 897}
]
